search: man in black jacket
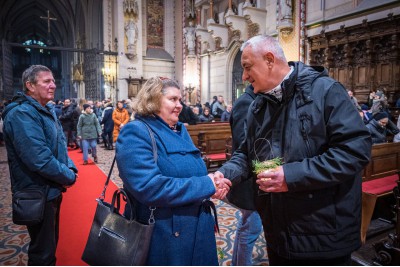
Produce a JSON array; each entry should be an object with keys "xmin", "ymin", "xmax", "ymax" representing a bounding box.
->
[
  {"xmin": 59, "ymin": 98, "xmax": 74, "ymax": 147},
  {"xmin": 214, "ymin": 35, "xmax": 372, "ymax": 265},
  {"xmin": 228, "ymin": 84, "xmax": 263, "ymax": 265}
]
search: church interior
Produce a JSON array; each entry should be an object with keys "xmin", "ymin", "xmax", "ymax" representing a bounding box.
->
[
  {"xmin": 1, "ymin": 0, "xmax": 400, "ymax": 265},
  {"xmin": 1, "ymin": 0, "xmax": 399, "ymax": 106}
]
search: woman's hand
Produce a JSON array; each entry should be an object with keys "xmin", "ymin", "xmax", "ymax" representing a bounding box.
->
[{"xmin": 208, "ymin": 172, "xmax": 232, "ymax": 199}]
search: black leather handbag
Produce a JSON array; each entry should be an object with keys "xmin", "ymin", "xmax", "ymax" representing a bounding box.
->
[
  {"xmin": 12, "ymin": 186, "xmax": 48, "ymax": 226},
  {"xmin": 82, "ymin": 120, "xmax": 157, "ymax": 265},
  {"xmin": 81, "ymin": 185, "xmax": 155, "ymax": 266}
]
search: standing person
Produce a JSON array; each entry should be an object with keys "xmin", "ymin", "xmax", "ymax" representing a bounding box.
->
[
  {"xmin": 124, "ymin": 98, "xmax": 134, "ymax": 119},
  {"xmin": 112, "ymin": 101, "xmax": 129, "ymax": 143},
  {"xmin": 93, "ymin": 101, "xmax": 104, "ymax": 144},
  {"xmin": 77, "ymin": 104, "xmax": 102, "ymax": 165},
  {"xmin": 228, "ymin": 85, "xmax": 263, "ymax": 266},
  {"xmin": 214, "ymin": 35, "xmax": 372, "ymax": 265},
  {"xmin": 209, "ymin": 96, "xmax": 217, "ymax": 114},
  {"xmin": 2, "ymin": 65, "xmax": 77, "ymax": 265},
  {"xmin": 54, "ymin": 99, "xmax": 63, "ymax": 118},
  {"xmin": 115, "ymin": 77, "xmax": 231, "ymax": 265},
  {"xmin": 59, "ymin": 98, "xmax": 74, "ymax": 148},
  {"xmin": 71, "ymin": 99, "xmax": 82, "ymax": 150},
  {"xmin": 212, "ymin": 95, "xmax": 226, "ymax": 118},
  {"xmin": 101, "ymin": 102, "xmax": 114, "ymax": 150}
]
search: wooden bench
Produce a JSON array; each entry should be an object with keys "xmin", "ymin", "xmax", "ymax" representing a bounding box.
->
[
  {"xmin": 225, "ymin": 136, "xmax": 232, "ymax": 160},
  {"xmin": 187, "ymin": 122, "xmax": 230, "ymax": 147},
  {"xmin": 361, "ymin": 142, "xmax": 400, "ymax": 243},
  {"xmin": 198, "ymin": 129, "xmax": 232, "ymax": 170}
]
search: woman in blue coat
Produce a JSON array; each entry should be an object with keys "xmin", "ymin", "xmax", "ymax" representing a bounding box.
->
[{"xmin": 116, "ymin": 77, "xmax": 231, "ymax": 266}]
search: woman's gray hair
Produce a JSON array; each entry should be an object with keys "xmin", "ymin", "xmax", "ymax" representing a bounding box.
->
[
  {"xmin": 132, "ymin": 77, "xmax": 180, "ymax": 116},
  {"xmin": 240, "ymin": 35, "xmax": 287, "ymax": 62},
  {"xmin": 22, "ymin": 65, "xmax": 52, "ymax": 92}
]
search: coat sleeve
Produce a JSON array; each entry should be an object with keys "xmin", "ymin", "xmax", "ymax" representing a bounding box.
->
[
  {"xmin": 95, "ymin": 114, "xmax": 102, "ymax": 135},
  {"xmin": 283, "ymin": 82, "xmax": 372, "ymax": 192},
  {"xmin": 7, "ymin": 108, "xmax": 76, "ymax": 186},
  {"xmin": 77, "ymin": 115, "xmax": 83, "ymax": 137},
  {"xmin": 122, "ymin": 110, "xmax": 130, "ymax": 124},
  {"xmin": 112, "ymin": 110, "xmax": 120, "ymax": 126},
  {"xmin": 116, "ymin": 122, "xmax": 215, "ymax": 207}
]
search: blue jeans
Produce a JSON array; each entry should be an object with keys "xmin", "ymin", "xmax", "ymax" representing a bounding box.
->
[
  {"xmin": 232, "ymin": 208, "xmax": 263, "ymax": 266},
  {"xmin": 82, "ymin": 139, "xmax": 97, "ymax": 161}
]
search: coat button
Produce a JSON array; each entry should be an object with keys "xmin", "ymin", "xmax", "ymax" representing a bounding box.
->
[{"xmin": 174, "ymin": 232, "xmax": 180, "ymax": 237}]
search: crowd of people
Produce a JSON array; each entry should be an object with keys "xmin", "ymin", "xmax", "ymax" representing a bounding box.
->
[
  {"xmin": 350, "ymin": 89, "xmax": 400, "ymax": 143},
  {"xmin": 178, "ymin": 94, "xmax": 232, "ymax": 125},
  {"xmin": 1, "ymin": 33, "xmax": 400, "ymax": 266}
]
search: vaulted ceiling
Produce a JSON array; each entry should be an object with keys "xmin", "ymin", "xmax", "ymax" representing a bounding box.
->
[{"xmin": 0, "ymin": 0, "xmax": 101, "ymax": 49}]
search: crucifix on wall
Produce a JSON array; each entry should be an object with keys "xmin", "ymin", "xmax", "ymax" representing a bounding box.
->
[{"xmin": 40, "ymin": 10, "xmax": 57, "ymax": 34}]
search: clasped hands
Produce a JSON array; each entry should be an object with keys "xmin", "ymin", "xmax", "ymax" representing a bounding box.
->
[
  {"xmin": 208, "ymin": 166, "xmax": 288, "ymax": 199},
  {"xmin": 208, "ymin": 171, "xmax": 231, "ymax": 199}
]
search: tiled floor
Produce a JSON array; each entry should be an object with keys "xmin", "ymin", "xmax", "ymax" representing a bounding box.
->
[{"xmin": 0, "ymin": 143, "xmax": 268, "ymax": 266}]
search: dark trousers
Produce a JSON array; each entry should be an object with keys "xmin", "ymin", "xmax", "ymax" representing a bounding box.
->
[
  {"xmin": 26, "ymin": 195, "xmax": 62, "ymax": 266},
  {"xmin": 101, "ymin": 131, "xmax": 113, "ymax": 148},
  {"xmin": 267, "ymin": 246, "xmax": 352, "ymax": 266}
]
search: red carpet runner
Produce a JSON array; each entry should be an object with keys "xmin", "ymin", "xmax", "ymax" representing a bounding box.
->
[{"xmin": 56, "ymin": 149, "xmax": 118, "ymax": 266}]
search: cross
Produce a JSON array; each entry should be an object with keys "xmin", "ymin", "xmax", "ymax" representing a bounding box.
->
[{"xmin": 40, "ymin": 10, "xmax": 57, "ymax": 34}]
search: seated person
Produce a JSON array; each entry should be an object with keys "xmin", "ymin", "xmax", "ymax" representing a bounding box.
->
[
  {"xmin": 366, "ymin": 112, "xmax": 399, "ymax": 144},
  {"xmin": 221, "ymin": 104, "xmax": 232, "ymax": 122},
  {"xmin": 198, "ymin": 107, "xmax": 214, "ymax": 122}
]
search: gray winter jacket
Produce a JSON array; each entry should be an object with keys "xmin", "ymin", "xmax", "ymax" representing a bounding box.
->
[{"xmin": 77, "ymin": 112, "xmax": 102, "ymax": 140}]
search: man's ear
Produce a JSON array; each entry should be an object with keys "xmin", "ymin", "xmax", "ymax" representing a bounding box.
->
[
  {"xmin": 263, "ymin": 52, "xmax": 275, "ymax": 67},
  {"xmin": 25, "ymin": 81, "xmax": 34, "ymax": 93}
]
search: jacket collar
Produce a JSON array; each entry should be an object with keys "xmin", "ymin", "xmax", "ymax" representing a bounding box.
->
[
  {"xmin": 136, "ymin": 115, "xmax": 198, "ymax": 154},
  {"xmin": 3, "ymin": 92, "xmax": 53, "ymax": 119}
]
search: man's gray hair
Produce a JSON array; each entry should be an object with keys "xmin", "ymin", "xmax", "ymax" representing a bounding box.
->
[
  {"xmin": 240, "ymin": 35, "xmax": 287, "ymax": 62},
  {"xmin": 22, "ymin": 65, "xmax": 52, "ymax": 92}
]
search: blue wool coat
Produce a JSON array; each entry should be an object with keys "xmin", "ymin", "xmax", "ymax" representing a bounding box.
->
[{"xmin": 116, "ymin": 115, "xmax": 219, "ymax": 266}]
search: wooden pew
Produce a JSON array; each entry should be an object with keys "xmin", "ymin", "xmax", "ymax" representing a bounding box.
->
[
  {"xmin": 198, "ymin": 129, "xmax": 232, "ymax": 170},
  {"xmin": 361, "ymin": 142, "xmax": 400, "ymax": 243},
  {"xmin": 186, "ymin": 122, "xmax": 230, "ymax": 146}
]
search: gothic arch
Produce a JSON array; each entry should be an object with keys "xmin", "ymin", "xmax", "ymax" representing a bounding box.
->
[{"xmin": 225, "ymin": 40, "xmax": 242, "ymax": 104}]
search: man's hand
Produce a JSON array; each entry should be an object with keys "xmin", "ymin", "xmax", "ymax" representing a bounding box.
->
[
  {"xmin": 65, "ymin": 173, "xmax": 78, "ymax": 188},
  {"xmin": 256, "ymin": 166, "xmax": 288, "ymax": 193}
]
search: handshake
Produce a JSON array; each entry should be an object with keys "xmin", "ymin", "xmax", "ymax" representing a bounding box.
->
[
  {"xmin": 208, "ymin": 165, "xmax": 288, "ymax": 200},
  {"xmin": 208, "ymin": 171, "xmax": 232, "ymax": 200}
]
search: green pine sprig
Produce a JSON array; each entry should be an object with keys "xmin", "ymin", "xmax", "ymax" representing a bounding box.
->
[{"xmin": 253, "ymin": 157, "xmax": 283, "ymax": 174}]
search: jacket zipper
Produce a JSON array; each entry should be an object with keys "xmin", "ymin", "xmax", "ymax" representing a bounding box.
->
[{"xmin": 299, "ymin": 113, "xmax": 312, "ymax": 158}]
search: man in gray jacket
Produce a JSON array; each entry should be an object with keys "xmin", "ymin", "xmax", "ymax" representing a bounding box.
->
[
  {"xmin": 2, "ymin": 65, "xmax": 77, "ymax": 265},
  {"xmin": 214, "ymin": 35, "xmax": 372, "ymax": 265}
]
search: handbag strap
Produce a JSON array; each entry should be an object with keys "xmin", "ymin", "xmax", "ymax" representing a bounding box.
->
[
  {"xmin": 99, "ymin": 119, "xmax": 157, "ymax": 225},
  {"xmin": 99, "ymin": 156, "xmax": 116, "ymax": 200},
  {"xmin": 99, "ymin": 119, "xmax": 157, "ymax": 200}
]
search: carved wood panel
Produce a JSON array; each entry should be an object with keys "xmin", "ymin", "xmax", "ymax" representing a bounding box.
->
[{"xmin": 308, "ymin": 15, "xmax": 400, "ymax": 104}]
